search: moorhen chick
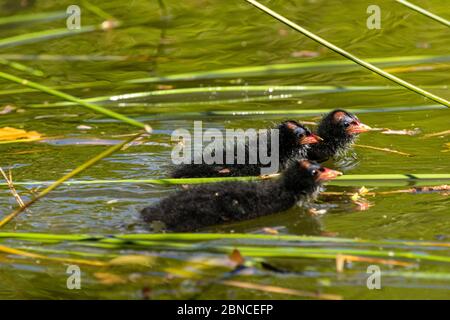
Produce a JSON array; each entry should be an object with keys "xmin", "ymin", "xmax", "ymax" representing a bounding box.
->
[
  {"xmin": 170, "ymin": 120, "xmax": 321, "ymax": 178},
  {"xmin": 142, "ymin": 159, "xmax": 342, "ymax": 231},
  {"xmin": 307, "ymin": 109, "xmax": 371, "ymax": 162}
]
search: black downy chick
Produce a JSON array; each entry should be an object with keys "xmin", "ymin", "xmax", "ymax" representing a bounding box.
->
[
  {"xmin": 142, "ymin": 160, "xmax": 342, "ymax": 232},
  {"xmin": 170, "ymin": 120, "xmax": 321, "ymax": 178},
  {"xmin": 307, "ymin": 109, "xmax": 371, "ymax": 162}
]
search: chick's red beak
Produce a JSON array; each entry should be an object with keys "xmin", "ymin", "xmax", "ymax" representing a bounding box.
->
[
  {"xmin": 300, "ymin": 134, "xmax": 323, "ymax": 145},
  {"xmin": 347, "ymin": 122, "xmax": 371, "ymax": 134},
  {"xmin": 317, "ymin": 167, "xmax": 343, "ymax": 181}
]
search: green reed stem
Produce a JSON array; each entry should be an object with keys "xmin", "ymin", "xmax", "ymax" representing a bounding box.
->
[
  {"xmin": 1, "ymin": 232, "xmax": 449, "ymax": 248},
  {"xmin": 245, "ymin": 0, "xmax": 450, "ymax": 108},
  {"xmin": 0, "ymin": 26, "xmax": 97, "ymax": 49},
  {"xmin": 1, "ymin": 174, "xmax": 449, "ymax": 188},
  {"xmin": 128, "ymin": 55, "xmax": 450, "ymax": 84},
  {"xmin": 396, "ymin": 0, "xmax": 450, "ymax": 27},
  {"xmin": 1, "ymin": 232, "xmax": 449, "ymax": 264},
  {"xmin": 0, "ymin": 59, "xmax": 44, "ymax": 77},
  {"xmin": 0, "ymin": 11, "xmax": 66, "ymax": 26},
  {"xmin": 0, "ymin": 72, "xmax": 150, "ymax": 131},
  {"xmin": 81, "ymin": 0, "xmax": 115, "ymax": 20}
]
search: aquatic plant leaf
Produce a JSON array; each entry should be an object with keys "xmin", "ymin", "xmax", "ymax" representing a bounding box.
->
[{"xmin": 0, "ymin": 127, "xmax": 41, "ymax": 141}]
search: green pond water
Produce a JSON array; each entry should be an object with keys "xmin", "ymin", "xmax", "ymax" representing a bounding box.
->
[{"xmin": 0, "ymin": 0, "xmax": 449, "ymax": 299}]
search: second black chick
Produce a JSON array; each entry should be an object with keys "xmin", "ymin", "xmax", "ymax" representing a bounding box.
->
[{"xmin": 170, "ymin": 120, "xmax": 321, "ymax": 178}]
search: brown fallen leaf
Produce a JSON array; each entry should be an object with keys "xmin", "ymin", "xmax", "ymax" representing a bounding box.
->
[
  {"xmin": 229, "ymin": 249, "xmax": 245, "ymax": 266},
  {"xmin": 0, "ymin": 127, "xmax": 42, "ymax": 141}
]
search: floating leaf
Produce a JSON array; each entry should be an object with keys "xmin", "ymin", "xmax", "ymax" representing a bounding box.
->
[
  {"xmin": 229, "ymin": 249, "xmax": 245, "ymax": 266},
  {"xmin": 0, "ymin": 127, "xmax": 41, "ymax": 141},
  {"xmin": 109, "ymin": 255, "xmax": 156, "ymax": 267},
  {"xmin": 94, "ymin": 272, "xmax": 127, "ymax": 285}
]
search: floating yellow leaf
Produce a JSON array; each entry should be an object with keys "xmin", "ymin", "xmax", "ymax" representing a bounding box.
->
[
  {"xmin": 0, "ymin": 127, "xmax": 41, "ymax": 141},
  {"xmin": 94, "ymin": 272, "xmax": 127, "ymax": 285},
  {"xmin": 109, "ymin": 255, "xmax": 156, "ymax": 267}
]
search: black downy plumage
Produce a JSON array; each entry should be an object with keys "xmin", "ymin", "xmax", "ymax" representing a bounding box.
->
[
  {"xmin": 307, "ymin": 109, "xmax": 371, "ymax": 162},
  {"xmin": 170, "ymin": 120, "xmax": 321, "ymax": 178},
  {"xmin": 142, "ymin": 160, "xmax": 342, "ymax": 232}
]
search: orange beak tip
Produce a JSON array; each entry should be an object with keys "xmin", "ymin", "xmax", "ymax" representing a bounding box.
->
[
  {"xmin": 300, "ymin": 135, "xmax": 321, "ymax": 145},
  {"xmin": 348, "ymin": 123, "xmax": 371, "ymax": 134},
  {"xmin": 314, "ymin": 134, "xmax": 324, "ymax": 141},
  {"xmin": 318, "ymin": 168, "xmax": 343, "ymax": 181}
]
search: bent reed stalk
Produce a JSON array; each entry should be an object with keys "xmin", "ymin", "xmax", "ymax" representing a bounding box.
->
[{"xmin": 245, "ymin": 0, "xmax": 450, "ymax": 108}]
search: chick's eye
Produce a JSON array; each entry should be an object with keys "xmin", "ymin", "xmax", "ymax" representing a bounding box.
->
[
  {"xmin": 311, "ymin": 170, "xmax": 318, "ymax": 176},
  {"xmin": 294, "ymin": 128, "xmax": 304, "ymax": 135},
  {"xmin": 343, "ymin": 121, "xmax": 350, "ymax": 127}
]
